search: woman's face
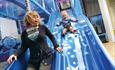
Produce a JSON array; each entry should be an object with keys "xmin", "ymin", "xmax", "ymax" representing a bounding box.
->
[{"xmin": 27, "ymin": 12, "xmax": 40, "ymax": 27}]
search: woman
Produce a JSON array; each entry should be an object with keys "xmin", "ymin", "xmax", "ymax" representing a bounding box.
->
[{"xmin": 7, "ymin": 11, "xmax": 62, "ymax": 70}]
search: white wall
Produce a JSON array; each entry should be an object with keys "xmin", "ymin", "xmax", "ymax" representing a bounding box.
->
[
  {"xmin": 107, "ymin": 0, "xmax": 115, "ymax": 36},
  {"xmin": 0, "ymin": 17, "xmax": 19, "ymax": 39},
  {"xmin": 107, "ymin": 0, "xmax": 115, "ymax": 29},
  {"xmin": 98, "ymin": 0, "xmax": 115, "ymax": 42}
]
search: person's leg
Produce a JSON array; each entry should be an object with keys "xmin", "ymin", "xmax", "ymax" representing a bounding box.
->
[
  {"xmin": 39, "ymin": 63, "xmax": 51, "ymax": 70},
  {"xmin": 69, "ymin": 26, "xmax": 76, "ymax": 34},
  {"xmin": 26, "ymin": 64, "xmax": 37, "ymax": 70},
  {"xmin": 62, "ymin": 28, "xmax": 67, "ymax": 36},
  {"xmin": 39, "ymin": 55, "xmax": 52, "ymax": 70},
  {"xmin": 27, "ymin": 61, "xmax": 41, "ymax": 70}
]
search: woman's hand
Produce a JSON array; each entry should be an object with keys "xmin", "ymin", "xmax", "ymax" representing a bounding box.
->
[
  {"xmin": 7, "ymin": 54, "xmax": 17, "ymax": 64},
  {"xmin": 56, "ymin": 47, "xmax": 62, "ymax": 53}
]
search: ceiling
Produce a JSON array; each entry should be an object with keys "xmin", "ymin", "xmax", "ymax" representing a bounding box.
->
[{"xmin": 0, "ymin": 0, "xmax": 58, "ymax": 23}]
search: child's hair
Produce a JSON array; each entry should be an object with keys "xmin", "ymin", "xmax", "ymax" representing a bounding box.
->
[
  {"xmin": 60, "ymin": 10, "xmax": 69, "ymax": 19},
  {"xmin": 23, "ymin": 11, "xmax": 41, "ymax": 27},
  {"xmin": 61, "ymin": 10, "xmax": 67, "ymax": 14}
]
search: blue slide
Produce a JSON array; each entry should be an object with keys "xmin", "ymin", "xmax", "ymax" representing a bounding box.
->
[
  {"xmin": 5, "ymin": 0, "xmax": 115, "ymax": 70},
  {"xmin": 50, "ymin": 12, "xmax": 115, "ymax": 70},
  {"xmin": 48, "ymin": 0, "xmax": 115, "ymax": 70}
]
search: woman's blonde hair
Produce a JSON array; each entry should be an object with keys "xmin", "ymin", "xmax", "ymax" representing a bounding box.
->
[{"xmin": 23, "ymin": 11, "xmax": 41, "ymax": 27}]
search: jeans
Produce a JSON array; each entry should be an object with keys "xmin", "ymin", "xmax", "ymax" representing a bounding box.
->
[
  {"xmin": 26, "ymin": 62, "xmax": 51, "ymax": 70},
  {"xmin": 27, "ymin": 55, "xmax": 52, "ymax": 70}
]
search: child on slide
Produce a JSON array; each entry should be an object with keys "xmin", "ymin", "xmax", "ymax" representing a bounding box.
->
[{"xmin": 57, "ymin": 10, "xmax": 78, "ymax": 37}]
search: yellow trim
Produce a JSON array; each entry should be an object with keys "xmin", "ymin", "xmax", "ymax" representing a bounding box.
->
[{"xmin": 114, "ymin": 30, "xmax": 115, "ymax": 35}]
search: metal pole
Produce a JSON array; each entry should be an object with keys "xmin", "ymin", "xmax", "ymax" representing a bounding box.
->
[
  {"xmin": 25, "ymin": 0, "xmax": 31, "ymax": 12},
  {"xmin": 41, "ymin": 0, "xmax": 46, "ymax": 9}
]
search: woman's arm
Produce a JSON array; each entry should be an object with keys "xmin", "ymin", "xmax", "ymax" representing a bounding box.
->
[
  {"xmin": 44, "ymin": 25, "xmax": 59, "ymax": 49},
  {"xmin": 14, "ymin": 32, "xmax": 28, "ymax": 57},
  {"xmin": 7, "ymin": 32, "xmax": 28, "ymax": 64},
  {"xmin": 44, "ymin": 25, "xmax": 62, "ymax": 52}
]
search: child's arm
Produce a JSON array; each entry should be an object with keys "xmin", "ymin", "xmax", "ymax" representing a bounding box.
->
[
  {"xmin": 56, "ymin": 22, "xmax": 62, "ymax": 26},
  {"xmin": 70, "ymin": 19, "xmax": 78, "ymax": 22}
]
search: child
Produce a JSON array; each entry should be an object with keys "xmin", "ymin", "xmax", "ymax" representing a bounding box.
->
[{"xmin": 57, "ymin": 10, "xmax": 78, "ymax": 36}]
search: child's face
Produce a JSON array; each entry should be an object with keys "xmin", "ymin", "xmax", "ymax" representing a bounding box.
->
[
  {"xmin": 27, "ymin": 12, "xmax": 40, "ymax": 27},
  {"xmin": 61, "ymin": 11, "xmax": 68, "ymax": 19}
]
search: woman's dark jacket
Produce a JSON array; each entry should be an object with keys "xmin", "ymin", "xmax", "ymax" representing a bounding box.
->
[{"xmin": 15, "ymin": 25, "xmax": 59, "ymax": 62}]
